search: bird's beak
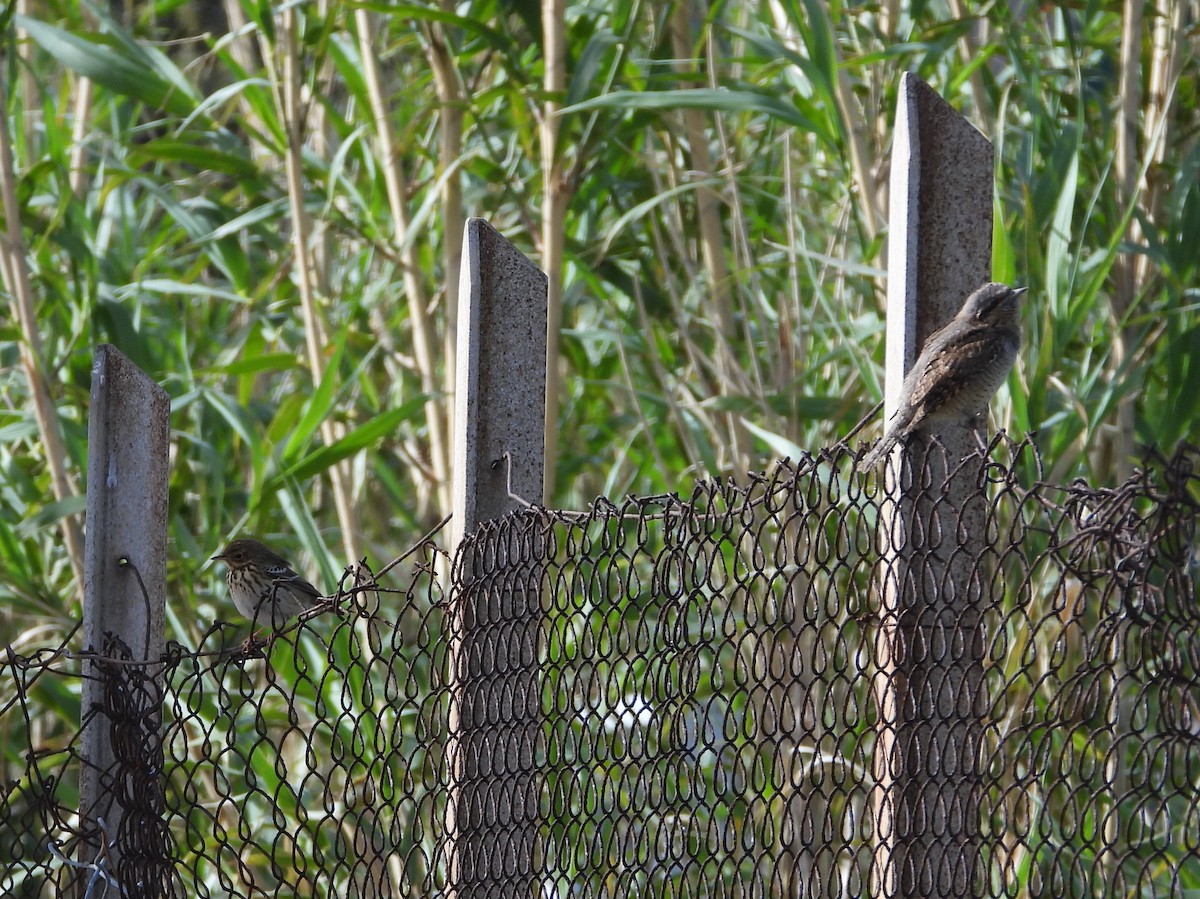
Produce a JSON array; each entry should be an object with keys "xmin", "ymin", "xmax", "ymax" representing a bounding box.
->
[
  {"xmin": 211, "ymin": 553, "xmax": 224, "ymax": 562},
  {"xmin": 1012, "ymin": 286, "xmax": 1028, "ymax": 297}
]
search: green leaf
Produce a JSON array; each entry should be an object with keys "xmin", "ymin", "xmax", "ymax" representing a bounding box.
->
[
  {"xmin": 992, "ymin": 190, "xmax": 1018, "ymax": 286},
  {"xmin": 217, "ymin": 354, "xmax": 302, "ymax": 379},
  {"xmin": 204, "ymin": 389, "xmax": 262, "ymax": 453},
  {"xmin": 201, "ymin": 199, "xmax": 291, "ymax": 245},
  {"xmin": 127, "ymin": 140, "xmax": 260, "ymax": 180},
  {"xmin": 741, "ymin": 419, "xmax": 807, "ymax": 460},
  {"xmin": 797, "ymin": 0, "xmax": 837, "ymax": 97},
  {"xmin": 567, "ymin": 30, "xmax": 622, "ymax": 108},
  {"xmin": 349, "ymin": 2, "xmax": 510, "ymax": 45},
  {"xmin": 17, "ymin": 15, "xmax": 198, "ymax": 117},
  {"xmin": 563, "ymin": 89, "xmax": 834, "ymax": 148},
  {"xmin": 279, "ymin": 335, "xmax": 349, "ymax": 466},
  {"xmin": 114, "ymin": 279, "xmax": 249, "ymax": 305},
  {"xmin": 1045, "ymin": 135, "xmax": 1079, "ymax": 320},
  {"xmin": 264, "ymin": 397, "xmax": 428, "ymax": 490},
  {"xmin": 18, "ymin": 495, "xmax": 88, "ymax": 535}
]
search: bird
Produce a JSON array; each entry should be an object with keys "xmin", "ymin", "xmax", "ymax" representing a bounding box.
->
[
  {"xmin": 212, "ymin": 538, "xmax": 324, "ymax": 630},
  {"xmin": 861, "ymin": 282, "xmax": 1025, "ymax": 468}
]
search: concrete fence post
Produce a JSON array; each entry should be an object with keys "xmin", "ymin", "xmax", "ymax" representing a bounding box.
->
[
  {"xmin": 447, "ymin": 218, "xmax": 548, "ymax": 899},
  {"xmin": 77, "ymin": 344, "xmax": 171, "ymax": 898},
  {"xmin": 871, "ymin": 73, "xmax": 995, "ymax": 899}
]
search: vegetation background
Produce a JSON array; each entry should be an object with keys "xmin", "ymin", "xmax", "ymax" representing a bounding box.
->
[
  {"xmin": 0, "ymin": 0, "xmax": 1195, "ymax": 647},
  {"xmin": 1, "ymin": 2, "xmax": 1197, "ymax": 894}
]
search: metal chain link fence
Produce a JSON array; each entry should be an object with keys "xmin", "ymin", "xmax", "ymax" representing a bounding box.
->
[{"xmin": 2, "ymin": 442, "xmax": 1198, "ymax": 897}]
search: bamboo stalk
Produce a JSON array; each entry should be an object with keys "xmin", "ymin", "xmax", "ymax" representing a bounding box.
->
[
  {"xmin": 1114, "ymin": 0, "xmax": 1142, "ymax": 313},
  {"xmin": 17, "ymin": 0, "xmax": 40, "ymax": 163},
  {"xmin": 1137, "ymin": 0, "xmax": 1184, "ymax": 286},
  {"xmin": 59, "ymin": 0, "xmax": 96, "ymax": 199},
  {"xmin": 1100, "ymin": 2, "xmax": 1148, "ymax": 878},
  {"xmin": 541, "ymin": 0, "xmax": 567, "ymax": 499},
  {"xmin": 705, "ymin": 51, "xmax": 769, "ymax": 408},
  {"xmin": 356, "ymin": 8, "xmax": 451, "ymax": 516},
  {"xmin": 275, "ymin": 7, "xmax": 361, "ymax": 562},
  {"xmin": 67, "ymin": 77, "xmax": 94, "ymax": 198},
  {"xmin": 310, "ymin": 0, "xmax": 335, "ymax": 301},
  {"xmin": 1109, "ymin": 0, "xmax": 1143, "ymax": 482},
  {"xmin": 428, "ymin": 1, "xmax": 465, "ymax": 467},
  {"xmin": 669, "ymin": 2, "xmax": 748, "ymax": 474},
  {"xmin": 0, "ymin": 67, "xmax": 86, "ymax": 600},
  {"xmin": 222, "ymin": 0, "xmax": 259, "ymax": 75},
  {"xmin": 767, "ymin": 0, "xmax": 881, "ymax": 238},
  {"xmin": 227, "ymin": 0, "xmax": 282, "ymax": 176},
  {"xmin": 946, "ymin": 0, "xmax": 992, "ymax": 125}
]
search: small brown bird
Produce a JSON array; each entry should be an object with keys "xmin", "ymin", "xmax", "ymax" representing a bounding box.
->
[
  {"xmin": 862, "ymin": 282, "xmax": 1025, "ymax": 467},
  {"xmin": 212, "ymin": 538, "xmax": 323, "ymax": 629}
]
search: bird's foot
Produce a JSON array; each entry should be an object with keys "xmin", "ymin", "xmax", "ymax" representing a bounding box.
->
[{"xmin": 231, "ymin": 631, "xmax": 270, "ymax": 660}]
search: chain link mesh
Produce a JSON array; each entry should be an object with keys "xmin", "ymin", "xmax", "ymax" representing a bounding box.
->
[{"xmin": 2, "ymin": 442, "xmax": 1198, "ymax": 897}]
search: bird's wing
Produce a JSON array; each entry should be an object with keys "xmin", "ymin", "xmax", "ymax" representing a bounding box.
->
[
  {"xmin": 285, "ymin": 573, "xmax": 322, "ymax": 600},
  {"xmin": 906, "ymin": 324, "xmax": 1004, "ymax": 421},
  {"xmin": 264, "ymin": 562, "xmax": 323, "ymax": 600}
]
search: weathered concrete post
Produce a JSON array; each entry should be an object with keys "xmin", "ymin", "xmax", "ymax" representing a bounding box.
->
[
  {"xmin": 871, "ymin": 73, "xmax": 995, "ymax": 899},
  {"xmin": 447, "ymin": 218, "xmax": 548, "ymax": 899},
  {"xmin": 77, "ymin": 344, "xmax": 171, "ymax": 898}
]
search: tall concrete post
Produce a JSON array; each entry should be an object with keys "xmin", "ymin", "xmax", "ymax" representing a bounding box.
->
[
  {"xmin": 78, "ymin": 345, "xmax": 171, "ymax": 898},
  {"xmin": 871, "ymin": 73, "xmax": 996, "ymax": 899},
  {"xmin": 447, "ymin": 218, "xmax": 548, "ymax": 899}
]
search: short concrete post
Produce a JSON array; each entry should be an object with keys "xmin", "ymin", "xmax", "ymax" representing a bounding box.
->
[
  {"xmin": 447, "ymin": 218, "xmax": 548, "ymax": 899},
  {"xmin": 77, "ymin": 345, "xmax": 171, "ymax": 898},
  {"xmin": 871, "ymin": 73, "xmax": 995, "ymax": 899}
]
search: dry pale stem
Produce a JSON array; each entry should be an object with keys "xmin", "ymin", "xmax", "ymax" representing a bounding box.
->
[
  {"xmin": 428, "ymin": 2, "xmax": 466, "ymax": 430},
  {"xmin": 357, "ymin": 8, "xmax": 451, "ymax": 517},
  {"xmin": 275, "ymin": 7, "xmax": 360, "ymax": 561},
  {"xmin": 669, "ymin": 2, "xmax": 749, "ymax": 473},
  {"xmin": 541, "ymin": 0, "xmax": 568, "ymax": 498},
  {"xmin": 0, "ymin": 67, "xmax": 86, "ymax": 598}
]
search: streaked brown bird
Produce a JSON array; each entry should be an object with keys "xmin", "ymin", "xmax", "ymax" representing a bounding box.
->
[
  {"xmin": 862, "ymin": 282, "xmax": 1025, "ymax": 467},
  {"xmin": 212, "ymin": 538, "xmax": 323, "ymax": 629}
]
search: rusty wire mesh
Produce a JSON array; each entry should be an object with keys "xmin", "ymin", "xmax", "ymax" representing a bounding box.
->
[{"xmin": 2, "ymin": 442, "xmax": 1198, "ymax": 898}]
